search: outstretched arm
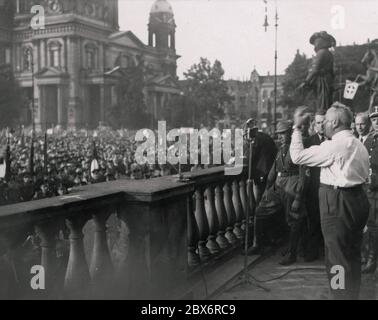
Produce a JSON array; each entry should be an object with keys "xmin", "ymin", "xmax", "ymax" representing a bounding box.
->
[{"xmin": 290, "ymin": 129, "xmax": 334, "ymax": 167}]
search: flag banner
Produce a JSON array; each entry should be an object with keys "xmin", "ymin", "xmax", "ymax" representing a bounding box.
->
[{"xmin": 344, "ymin": 80, "xmax": 359, "ymax": 100}]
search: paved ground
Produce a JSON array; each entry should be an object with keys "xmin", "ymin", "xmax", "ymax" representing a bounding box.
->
[{"xmin": 214, "ymin": 249, "xmax": 378, "ymax": 300}]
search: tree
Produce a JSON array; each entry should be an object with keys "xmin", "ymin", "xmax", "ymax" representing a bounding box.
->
[
  {"xmin": 280, "ymin": 50, "xmax": 314, "ymax": 113},
  {"xmin": 0, "ymin": 64, "xmax": 23, "ymax": 128},
  {"xmin": 163, "ymin": 94, "xmax": 196, "ymax": 128},
  {"xmin": 184, "ymin": 58, "xmax": 232, "ymax": 126},
  {"xmin": 107, "ymin": 62, "xmax": 151, "ymax": 129}
]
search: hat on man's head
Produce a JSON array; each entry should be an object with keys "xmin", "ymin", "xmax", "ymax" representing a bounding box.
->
[
  {"xmin": 309, "ymin": 31, "xmax": 336, "ymax": 47},
  {"xmin": 369, "ymin": 105, "xmax": 378, "ymax": 118},
  {"xmin": 276, "ymin": 120, "xmax": 293, "ymax": 134},
  {"xmin": 368, "ymin": 39, "xmax": 378, "ymax": 49}
]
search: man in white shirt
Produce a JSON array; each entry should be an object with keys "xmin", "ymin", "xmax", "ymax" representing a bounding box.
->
[
  {"xmin": 355, "ymin": 112, "xmax": 371, "ymax": 144},
  {"xmin": 290, "ymin": 103, "xmax": 370, "ymax": 300}
]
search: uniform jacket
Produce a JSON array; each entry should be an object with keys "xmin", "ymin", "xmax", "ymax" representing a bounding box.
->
[
  {"xmin": 266, "ymin": 143, "xmax": 307, "ymax": 204},
  {"xmin": 365, "ymin": 131, "xmax": 378, "ymax": 190}
]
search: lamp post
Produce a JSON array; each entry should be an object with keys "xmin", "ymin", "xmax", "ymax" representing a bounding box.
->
[{"xmin": 263, "ymin": 0, "xmax": 279, "ymax": 134}]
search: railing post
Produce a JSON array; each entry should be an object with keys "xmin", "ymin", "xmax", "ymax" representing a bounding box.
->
[
  {"xmin": 116, "ymin": 206, "xmax": 150, "ymax": 299},
  {"xmin": 204, "ymin": 185, "xmax": 221, "ymax": 255},
  {"xmin": 194, "ymin": 187, "xmax": 212, "ymax": 261},
  {"xmin": 187, "ymin": 192, "xmax": 200, "ymax": 268},
  {"xmin": 64, "ymin": 214, "xmax": 91, "ymax": 299},
  {"xmin": 223, "ymin": 181, "xmax": 239, "ymax": 245},
  {"xmin": 35, "ymin": 221, "xmax": 59, "ymax": 297},
  {"xmin": 90, "ymin": 207, "xmax": 114, "ymax": 298},
  {"xmin": 214, "ymin": 184, "xmax": 231, "ymax": 249}
]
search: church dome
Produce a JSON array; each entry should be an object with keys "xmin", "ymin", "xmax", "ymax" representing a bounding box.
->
[{"xmin": 150, "ymin": 0, "xmax": 174, "ymax": 15}]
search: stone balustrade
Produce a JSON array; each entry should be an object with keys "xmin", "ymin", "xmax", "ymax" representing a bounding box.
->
[{"xmin": 0, "ymin": 165, "xmax": 251, "ymax": 299}]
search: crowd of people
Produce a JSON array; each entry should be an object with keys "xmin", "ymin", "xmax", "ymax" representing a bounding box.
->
[
  {"xmin": 0, "ymin": 125, "xmax": 231, "ymax": 206},
  {"xmin": 0, "ymin": 128, "xmax": 183, "ymax": 206}
]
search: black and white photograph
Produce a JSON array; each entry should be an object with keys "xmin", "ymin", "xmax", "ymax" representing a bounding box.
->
[{"xmin": 0, "ymin": 0, "xmax": 377, "ymax": 303}]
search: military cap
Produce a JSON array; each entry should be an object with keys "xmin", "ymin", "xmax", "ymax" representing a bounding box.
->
[
  {"xmin": 368, "ymin": 39, "xmax": 378, "ymax": 49},
  {"xmin": 276, "ymin": 120, "xmax": 293, "ymax": 134},
  {"xmin": 369, "ymin": 105, "xmax": 378, "ymax": 118}
]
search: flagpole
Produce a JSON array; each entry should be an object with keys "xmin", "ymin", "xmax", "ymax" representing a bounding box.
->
[
  {"xmin": 273, "ymin": 0, "xmax": 278, "ymax": 134},
  {"xmin": 263, "ymin": 0, "xmax": 279, "ymax": 134}
]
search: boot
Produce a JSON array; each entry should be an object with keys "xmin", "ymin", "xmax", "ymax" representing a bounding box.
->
[
  {"xmin": 279, "ymin": 222, "xmax": 301, "ymax": 266},
  {"xmin": 362, "ymin": 233, "xmax": 378, "ymax": 274}
]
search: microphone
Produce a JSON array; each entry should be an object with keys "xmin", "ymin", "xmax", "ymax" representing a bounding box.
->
[
  {"xmin": 245, "ymin": 118, "xmax": 255, "ymax": 127},
  {"xmin": 244, "ymin": 118, "xmax": 258, "ymax": 140}
]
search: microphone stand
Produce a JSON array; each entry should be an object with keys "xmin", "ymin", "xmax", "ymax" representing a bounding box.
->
[{"xmin": 225, "ymin": 126, "xmax": 269, "ymax": 293}]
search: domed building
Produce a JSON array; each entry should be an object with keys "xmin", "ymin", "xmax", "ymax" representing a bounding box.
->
[{"xmin": 0, "ymin": 0, "xmax": 180, "ymax": 130}]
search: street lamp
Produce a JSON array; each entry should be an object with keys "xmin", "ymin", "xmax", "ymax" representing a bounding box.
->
[{"xmin": 263, "ymin": 0, "xmax": 279, "ymax": 134}]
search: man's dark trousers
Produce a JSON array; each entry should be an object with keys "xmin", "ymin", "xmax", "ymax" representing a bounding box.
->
[{"xmin": 319, "ymin": 184, "xmax": 369, "ymax": 300}]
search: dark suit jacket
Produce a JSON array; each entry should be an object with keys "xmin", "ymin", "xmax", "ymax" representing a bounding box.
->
[
  {"xmin": 244, "ymin": 131, "xmax": 277, "ymax": 184},
  {"xmin": 306, "ymin": 134, "xmax": 324, "ymax": 191}
]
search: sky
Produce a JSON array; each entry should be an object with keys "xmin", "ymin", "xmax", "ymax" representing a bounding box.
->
[{"xmin": 118, "ymin": 0, "xmax": 378, "ymax": 80}]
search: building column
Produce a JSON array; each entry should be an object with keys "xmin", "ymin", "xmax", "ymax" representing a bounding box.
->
[
  {"xmin": 100, "ymin": 85, "xmax": 105, "ymax": 122},
  {"xmin": 15, "ymin": 43, "xmax": 20, "ymax": 72},
  {"xmin": 57, "ymin": 86, "xmax": 63, "ymax": 126},
  {"xmin": 40, "ymin": 39, "xmax": 45, "ymax": 68},
  {"xmin": 153, "ymin": 93, "xmax": 158, "ymax": 120},
  {"xmin": 67, "ymin": 36, "xmax": 80, "ymax": 129}
]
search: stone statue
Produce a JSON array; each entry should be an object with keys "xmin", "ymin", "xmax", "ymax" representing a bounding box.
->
[
  {"xmin": 355, "ymin": 39, "xmax": 378, "ymax": 109},
  {"xmin": 300, "ymin": 31, "xmax": 336, "ymax": 111}
]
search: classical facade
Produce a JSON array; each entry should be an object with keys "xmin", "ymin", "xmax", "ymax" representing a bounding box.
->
[{"xmin": 0, "ymin": 0, "xmax": 180, "ymax": 130}]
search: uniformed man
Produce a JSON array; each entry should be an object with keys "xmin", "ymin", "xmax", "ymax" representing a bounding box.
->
[
  {"xmin": 248, "ymin": 120, "xmax": 308, "ymax": 265},
  {"xmin": 362, "ymin": 105, "xmax": 378, "ymax": 273}
]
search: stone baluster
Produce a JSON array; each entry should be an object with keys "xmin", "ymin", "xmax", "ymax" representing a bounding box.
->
[
  {"xmin": 35, "ymin": 221, "xmax": 59, "ymax": 297},
  {"xmin": 64, "ymin": 215, "xmax": 91, "ymax": 299},
  {"xmin": 214, "ymin": 184, "xmax": 230, "ymax": 249},
  {"xmin": 232, "ymin": 178, "xmax": 244, "ymax": 240},
  {"xmin": 194, "ymin": 187, "xmax": 212, "ymax": 261},
  {"xmin": 90, "ymin": 207, "xmax": 114, "ymax": 298},
  {"xmin": 223, "ymin": 181, "xmax": 239, "ymax": 244},
  {"xmin": 204, "ymin": 185, "xmax": 221, "ymax": 255},
  {"xmin": 187, "ymin": 192, "xmax": 200, "ymax": 268},
  {"xmin": 116, "ymin": 206, "xmax": 150, "ymax": 299}
]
